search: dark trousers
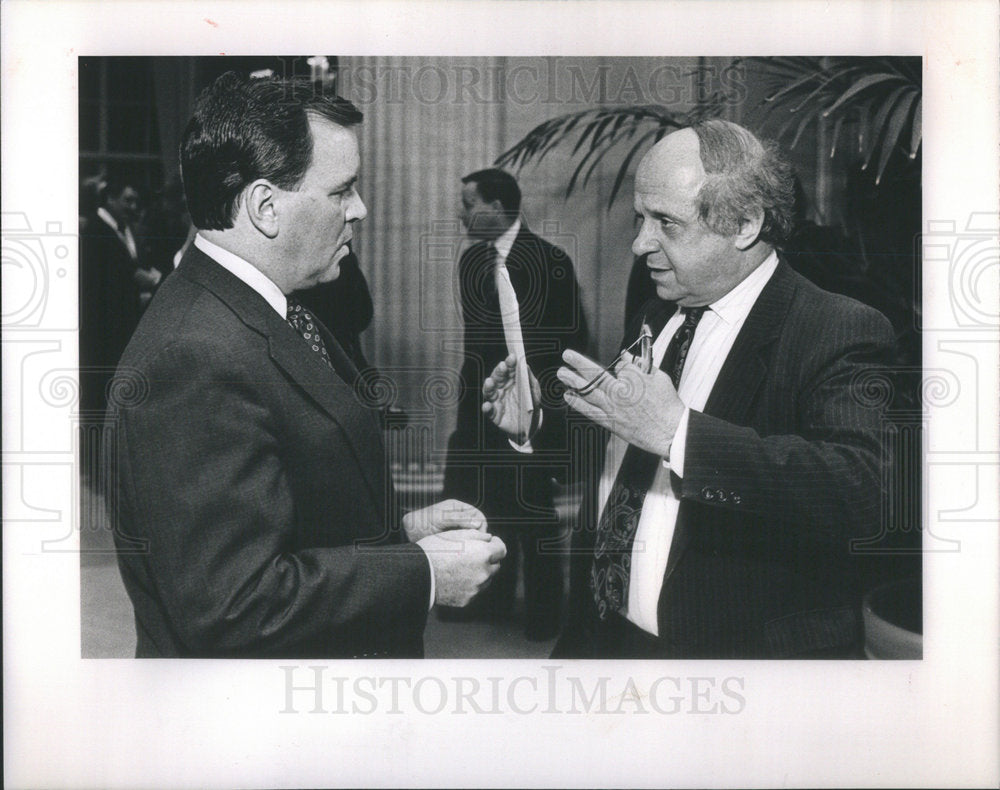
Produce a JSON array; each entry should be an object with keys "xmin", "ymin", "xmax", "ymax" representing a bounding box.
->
[
  {"xmin": 444, "ymin": 457, "xmax": 564, "ymax": 638},
  {"xmin": 476, "ymin": 510, "xmax": 563, "ymax": 635}
]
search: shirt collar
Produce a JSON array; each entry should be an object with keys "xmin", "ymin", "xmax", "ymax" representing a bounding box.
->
[
  {"xmin": 492, "ymin": 217, "xmax": 522, "ymax": 263},
  {"xmin": 708, "ymin": 250, "xmax": 780, "ymax": 326},
  {"xmin": 194, "ymin": 234, "xmax": 287, "ymax": 317},
  {"xmin": 96, "ymin": 207, "xmax": 120, "ymax": 233}
]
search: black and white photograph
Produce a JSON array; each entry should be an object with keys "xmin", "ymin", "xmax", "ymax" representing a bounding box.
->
[
  {"xmin": 3, "ymin": 1, "xmax": 998, "ymax": 788},
  {"xmin": 77, "ymin": 53, "xmax": 923, "ymax": 661}
]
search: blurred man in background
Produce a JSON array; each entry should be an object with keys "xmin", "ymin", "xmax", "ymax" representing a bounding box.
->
[
  {"xmin": 444, "ymin": 168, "xmax": 589, "ymax": 641},
  {"xmin": 79, "ymin": 174, "xmax": 159, "ymax": 416}
]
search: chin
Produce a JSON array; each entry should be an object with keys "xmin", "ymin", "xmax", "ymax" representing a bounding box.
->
[
  {"xmin": 321, "ymin": 265, "xmax": 341, "ymax": 283},
  {"xmin": 654, "ymin": 282, "xmax": 680, "ymax": 301},
  {"xmin": 316, "ymin": 260, "xmax": 342, "ymax": 284}
]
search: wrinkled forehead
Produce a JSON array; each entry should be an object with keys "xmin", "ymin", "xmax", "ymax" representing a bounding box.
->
[{"xmin": 634, "ymin": 146, "xmax": 705, "ymax": 217}]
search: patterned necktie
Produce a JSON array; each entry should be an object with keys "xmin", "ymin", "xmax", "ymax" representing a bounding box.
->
[
  {"xmin": 590, "ymin": 306, "xmax": 707, "ymax": 621},
  {"xmin": 286, "ymin": 297, "xmax": 333, "ymax": 369}
]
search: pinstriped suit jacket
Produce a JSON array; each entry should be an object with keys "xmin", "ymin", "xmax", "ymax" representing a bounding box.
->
[
  {"xmin": 108, "ymin": 246, "xmax": 430, "ymax": 658},
  {"xmin": 557, "ymin": 260, "xmax": 896, "ymax": 658}
]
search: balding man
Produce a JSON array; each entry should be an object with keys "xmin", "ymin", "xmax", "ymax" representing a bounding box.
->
[{"xmin": 485, "ymin": 120, "xmax": 895, "ymax": 658}]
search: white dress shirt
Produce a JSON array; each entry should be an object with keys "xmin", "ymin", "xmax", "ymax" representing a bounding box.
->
[
  {"xmin": 492, "ymin": 216, "xmax": 521, "ymax": 266},
  {"xmin": 193, "ymin": 234, "xmax": 437, "ymax": 609},
  {"xmin": 596, "ymin": 251, "xmax": 780, "ymax": 635},
  {"xmin": 194, "ymin": 234, "xmax": 287, "ymax": 316},
  {"xmin": 97, "ymin": 206, "xmax": 138, "ymax": 261}
]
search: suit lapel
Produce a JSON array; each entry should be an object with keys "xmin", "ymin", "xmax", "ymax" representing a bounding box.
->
[
  {"xmin": 178, "ymin": 247, "xmax": 386, "ymax": 507},
  {"xmin": 266, "ymin": 322, "xmax": 387, "ymax": 511},
  {"xmin": 701, "ymin": 260, "xmax": 797, "ymax": 424}
]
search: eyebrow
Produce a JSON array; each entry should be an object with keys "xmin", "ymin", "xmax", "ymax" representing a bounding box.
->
[
  {"xmin": 638, "ymin": 206, "xmax": 684, "ymax": 223},
  {"xmin": 330, "ymin": 176, "xmax": 358, "ymax": 193}
]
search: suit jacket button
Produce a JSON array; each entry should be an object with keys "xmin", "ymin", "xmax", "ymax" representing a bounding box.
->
[
  {"xmin": 701, "ymin": 487, "xmax": 714, "ymax": 500},
  {"xmin": 732, "ymin": 493, "xmax": 742, "ymax": 505},
  {"xmin": 717, "ymin": 489, "xmax": 728, "ymax": 502}
]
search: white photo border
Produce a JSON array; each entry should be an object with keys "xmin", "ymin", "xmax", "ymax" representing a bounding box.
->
[{"xmin": 3, "ymin": 1, "xmax": 998, "ymax": 788}]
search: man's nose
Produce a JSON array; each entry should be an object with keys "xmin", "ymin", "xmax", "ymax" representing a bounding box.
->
[
  {"xmin": 632, "ymin": 220, "xmax": 656, "ymax": 256},
  {"xmin": 348, "ymin": 191, "xmax": 367, "ymax": 222}
]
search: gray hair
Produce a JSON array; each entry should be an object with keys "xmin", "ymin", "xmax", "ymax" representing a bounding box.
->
[{"xmin": 691, "ymin": 119, "xmax": 795, "ymax": 245}]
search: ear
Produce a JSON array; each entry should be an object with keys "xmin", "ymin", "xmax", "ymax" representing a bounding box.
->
[
  {"xmin": 245, "ymin": 180, "xmax": 279, "ymax": 239},
  {"xmin": 734, "ymin": 209, "xmax": 765, "ymax": 251}
]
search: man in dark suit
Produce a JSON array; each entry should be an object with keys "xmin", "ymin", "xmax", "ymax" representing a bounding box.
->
[
  {"xmin": 106, "ymin": 72, "xmax": 505, "ymax": 658},
  {"xmin": 443, "ymin": 169, "xmax": 589, "ymax": 640},
  {"xmin": 485, "ymin": 120, "xmax": 895, "ymax": 658},
  {"xmin": 79, "ymin": 176, "xmax": 160, "ymax": 416}
]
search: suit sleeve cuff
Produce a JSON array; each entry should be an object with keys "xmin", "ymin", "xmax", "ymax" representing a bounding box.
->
[
  {"xmin": 422, "ymin": 547, "xmax": 436, "ymax": 610},
  {"xmin": 666, "ymin": 407, "xmax": 691, "ymax": 477}
]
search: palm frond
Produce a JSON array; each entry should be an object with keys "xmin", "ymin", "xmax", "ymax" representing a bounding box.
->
[
  {"xmin": 875, "ymin": 90, "xmax": 919, "ymax": 184},
  {"xmin": 751, "ymin": 56, "xmax": 922, "ymax": 185},
  {"xmin": 494, "ymin": 104, "xmax": 694, "ymax": 202},
  {"xmin": 908, "ymin": 97, "xmax": 922, "ymax": 158}
]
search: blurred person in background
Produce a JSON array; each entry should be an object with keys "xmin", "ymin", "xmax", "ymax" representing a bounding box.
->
[
  {"xmin": 443, "ymin": 168, "xmax": 590, "ymax": 641},
  {"xmin": 79, "ymin": 174, "xmax": 157, "ymax": 416}
]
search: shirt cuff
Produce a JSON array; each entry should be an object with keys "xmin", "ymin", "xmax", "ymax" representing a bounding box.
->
[
  {"xmin": 422, "ymin": 547, "xmax": 436, "ymax": 610},
  {"xmin": 666, "ymin": 407, "xmax": 691, "ymax": 477},
  {"xmin": 507, "ymin": 407, "xmax": 543, "ymax": 453}
]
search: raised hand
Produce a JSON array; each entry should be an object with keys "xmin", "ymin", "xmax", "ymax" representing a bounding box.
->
[
  {"xmin": 481, "ymin": 353, "xmax": 541, "ymax": 443},
  {"xmin": 418, "ymin": 529, "xmax": 507, "ymax": 608},
  {"xmin": 557, "ymin": 348, "xmax": 684, "ymax": 459},
  {"xmin": 402, "ymin": 499, "xmax": 487, "ymax": 543}
]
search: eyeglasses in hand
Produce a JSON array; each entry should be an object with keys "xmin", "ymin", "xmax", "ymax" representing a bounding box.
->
[{"xmin": 566, "ymin": 320, "xmax": 653, "ymax": 396}]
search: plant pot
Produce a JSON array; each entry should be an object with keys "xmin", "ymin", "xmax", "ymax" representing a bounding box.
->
[{"xmin": 862, "ymin": 577, "xmax": 922, "ymax": 659}]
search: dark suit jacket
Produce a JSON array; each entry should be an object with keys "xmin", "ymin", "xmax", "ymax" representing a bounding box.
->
[
  {"xmin": 557, "ymin": 261, "xmax": 896, "ymax": 658},
  {"xmin": 107, "ymin": 246, "xmax": 430, "ymax": 658},
  {"xmin": 443, "ymin": 224, "xmax": 589, "ymax": 513}
]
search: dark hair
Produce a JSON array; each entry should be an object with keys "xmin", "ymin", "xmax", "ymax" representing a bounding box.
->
[
  {"xmin": 181, "ymin": 72, "xmax": 363, "ymax": 230},
  {"xmin": 691, "ymin": 119, "xmax": 796, "ymax": 245},
  {"xmin": 80, "ymin": 175, "xmax": 106, "ymax": 215},
  {"xmin": 461, "ymin": 168, "xmax": 521, "ymax": 218},
  {"xmin": 102, "ymin": 172, "xmax": 136, "ymax": 204}
]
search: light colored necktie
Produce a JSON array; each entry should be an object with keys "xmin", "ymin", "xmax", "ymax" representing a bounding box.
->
[{"xmin": 493, "ymin": 250, "xmax": 535, "ymax": 438}]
